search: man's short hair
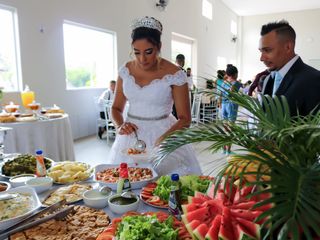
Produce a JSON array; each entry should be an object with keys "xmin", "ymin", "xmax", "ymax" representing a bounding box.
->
[
  {"xmin": 260, "ymin": 20, "xmax": 296, "ymax": 42},
  {"xmin": 110, "ymin": 80, "xmax": 116, "ymax": 84},
  {"xmin": 176, "ymin": 54, "xmax": 185, "ymax": 61}
]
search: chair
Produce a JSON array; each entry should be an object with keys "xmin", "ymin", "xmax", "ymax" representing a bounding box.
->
[
  {"xmin": 191, "ymin": 93, "xmax": 202, "ymax": 126},
  {"xmin": 94, "ymin": 96, "xmax": 106, "ymax": 138},
  {"xmin": 200, "ymin": 95, "xmax": 217, "ymax": 123},
  {"xmin": 103, "ymin": 100, "xmax": 117, "ymax": 142}
]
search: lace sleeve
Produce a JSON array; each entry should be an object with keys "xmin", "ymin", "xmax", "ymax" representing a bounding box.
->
[
  {"xmin": 118, "ymin": 64, "xmax": 128, "ymax": 80},
  {"xmin": 166, "ymin": 70, "xmax": 188, "ymax": 86}
]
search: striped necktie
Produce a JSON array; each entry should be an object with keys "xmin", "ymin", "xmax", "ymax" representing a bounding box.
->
[{"xmin": 272, "ymin": 71, "xmax": 282, "ymax": 95}]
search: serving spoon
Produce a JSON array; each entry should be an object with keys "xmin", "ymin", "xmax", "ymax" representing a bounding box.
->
[
  {"xmin": 0, "ymin": 193, "xmax": 18, "ymax": 201},
  {"xmin": 121, "ymin": 190, "xmax": 137, "ymax": 199},
  {"xmin": 133, "ymin": 130, "xmax": 146, "ymax": 152}
]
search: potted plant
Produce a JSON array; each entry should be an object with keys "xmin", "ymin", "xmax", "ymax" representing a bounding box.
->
[{"xmin": 155, "ymin": 90, "xmax": 320, "ymax": 239}]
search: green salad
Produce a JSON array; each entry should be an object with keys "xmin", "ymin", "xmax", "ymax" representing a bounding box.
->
[
  {"xmin": 153, "ymin": 175, "xmax": 212, "ymax": 201},
  {"xmin": 116, "ymin": 215, "xmax": 178, "ymax": 240}
]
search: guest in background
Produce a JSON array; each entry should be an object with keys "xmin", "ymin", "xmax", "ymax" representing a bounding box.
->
[
  {"xmin": 186, "ymin": 67, "xmax": 194, "ymax": 90},
  {"xmin": 259, "ymin": 20, "xmax": 320, "ymax": 116},
  {"xmin": 221, "ymin": 64, "xmax": 242, "ymax": 154},
  {"xmin": 216, "ymin": 69, "xmax": 226, "ymax": 119},
  {"xmin": 98, "ymin": 80, "xmax": 116, "ymax": 139},
  {"xmin": 175, "ymin": 54, "xmax": 186, "ymax": 71},
  {"xmin": 242, "ymin": 80, "xmax": 252, "ymax": 95}
]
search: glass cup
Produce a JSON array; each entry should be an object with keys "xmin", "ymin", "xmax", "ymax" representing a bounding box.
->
[{"xmin": 21, "ymin": 91, "xmax": 35, "ymax": 109}]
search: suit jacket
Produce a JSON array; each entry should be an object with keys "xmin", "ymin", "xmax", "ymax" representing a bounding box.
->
[{"xmin": 261, "ymin": 57, "xmax": 320, "ymax": 116}]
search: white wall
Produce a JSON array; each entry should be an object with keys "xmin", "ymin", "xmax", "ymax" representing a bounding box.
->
[
  {"xmin": 240, "ymin": 8, "xmax": 320, "ymax": 82},
  {"xmin": 0, "ymin": 0, "xmax": 238, "ymax": 139}
]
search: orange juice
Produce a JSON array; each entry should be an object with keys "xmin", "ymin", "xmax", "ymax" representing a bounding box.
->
[{"xmin": 21, "ymin": 91, "xmax": 35, "ymax": 109}]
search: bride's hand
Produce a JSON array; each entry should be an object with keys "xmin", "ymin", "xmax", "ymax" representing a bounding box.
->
[{"xmin": 118, "ymin": 122, "xmax": 138, "ymax": 135}]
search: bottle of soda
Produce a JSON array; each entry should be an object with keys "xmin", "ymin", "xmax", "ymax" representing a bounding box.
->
[
  {"xmin": 117, "ymin": 163, "xmax": 131, "ymax": 194},
  {"xmin": 168, "ymin": 173, "xmax": 182, "ymax": 220},
  {"xmin": 35, "ymin": 150, "xmax": 46, "ymax": 177}
]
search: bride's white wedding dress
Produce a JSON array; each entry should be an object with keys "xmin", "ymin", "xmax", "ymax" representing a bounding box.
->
[{"xmin": 107, "ymin": 65, "xmax": 202, "ymax": 176}]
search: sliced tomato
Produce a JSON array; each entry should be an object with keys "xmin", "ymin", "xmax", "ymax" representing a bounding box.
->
[
  {"xmin": 147, "ymin": 195, "xmax": 161, "ymax": 203},
  {"xmin": 142, "ymin": 187, "xmax": 155, "ymax": 193}
]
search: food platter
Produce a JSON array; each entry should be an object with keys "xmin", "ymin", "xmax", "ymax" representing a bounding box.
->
[
  {"xmin": 0, "ymin": 154, "xmax": 54, "ymax": 178},
  {"xmin": 140, "ymin": 182, "xmax": 168, "ymax": 209},
  {"xmin": 41, "ymin": 182, "xmax": 99, "ymax": 206},
  {"xmin": 96, "ymin": 211, "xmax": 192, "ymax": 240},
  {"xmin": 0, "ymin": 186, "xmax": 42, "ymax": 231},
  {"xmin": 140, "ymin": 175, "xmax": 214, "ymax": 209},
  {"xmin": 120, "ymin": 148, "xmax": 154, "ymax": 163},
  {"xmin": 46, "ymin": 161, "xmax": 93, "ymax": 184},
  {"xmin": 94, "ymin": 163, "xmax": 158, "ymax": 190}
]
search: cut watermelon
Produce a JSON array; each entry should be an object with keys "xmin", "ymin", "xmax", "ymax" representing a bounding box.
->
[
  {"xmin": 205, "ymin": 215, "xmax": 222, "ymax": 240},
  {"xmin": 218, "ymin": 207, "xmax": 234, "ymax": 240},
  {"xmin": 231, "ymin": 209, "xmax": 262, "ymax": 222},
  {"xmin": 236, "ymin": 217, "xmax": 260, "ymax": 239},
  {"xmin": 193, "ymin": 223, "xmax": 209, "ymax": 240},
  {"xmin": 185, "ymin": 219, "xmax": 201, "ymax": 237},
  {"xmin": 182, "ymin": 206, "xmax": 210, "ymax": 225},
  {"xmin": 195, "ymin": 191, "xmax": 212, "ymax": 200},
  {"xmin": 182, "ymin": 202, "xmax": 200, "ymax": 213},
  {"xmin": 234, "ymin": 185, "xmax": 255, "ymax": 203},
  {"xmin": 188, "ymin": 196, "xmax": 208, "ymax": 204}
]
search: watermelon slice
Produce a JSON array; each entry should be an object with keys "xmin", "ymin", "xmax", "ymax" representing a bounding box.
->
[
  {"xmin": 182, "ymin": 206, "xmax": 210, "ymax": 225},
  {"xmin": 188, "ymin": 195, "xmax": 207, "ymax": 204},
  {"xmin": 193, "ymin": 223, "xmax": 209, "ymax": 240},
  {"xmin": 231, "ymin": 209, "xmax": 262, "ymax": 222},
  {"xmin": 235, "ymin": 217, "xmax": 260, "ymax": 239},
  {"xmin": 182, "ymin": 202, "xmax": 200, "ymax": 213},
  {"xmin": 205, "ymin": 215, "xmax": 222, "ymax": 240},
  {"xmin": 218, "ymin": 207, "xmax": 234, "ymax": 240},
  {"xmin": 185, "ymin": 219, "xmax": 201, "ymax": 237}
]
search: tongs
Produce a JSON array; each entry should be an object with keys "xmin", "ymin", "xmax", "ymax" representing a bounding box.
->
[{"xmin": 0, "ymin": 200, "xmax": 74, "ymax": 239}]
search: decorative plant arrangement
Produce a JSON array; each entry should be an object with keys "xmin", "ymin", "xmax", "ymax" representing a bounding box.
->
[{"xmin": 155, "ymin": 90, "xmax": 320, "ymax": 239}]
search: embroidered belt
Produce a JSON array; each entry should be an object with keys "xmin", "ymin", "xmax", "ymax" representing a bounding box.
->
[{"xmin": 127, "ymin": 112, "xmax": 169, "ymax": 121}]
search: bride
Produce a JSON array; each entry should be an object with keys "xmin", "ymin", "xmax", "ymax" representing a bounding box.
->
[{"xmin": 108, "ymin": 16, "xmax": 201, "ymax": 176}]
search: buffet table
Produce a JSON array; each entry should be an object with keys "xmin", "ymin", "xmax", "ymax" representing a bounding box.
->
[{"xmin": 0, "ymin": 115, "xmax": 75, "ymax": 162}]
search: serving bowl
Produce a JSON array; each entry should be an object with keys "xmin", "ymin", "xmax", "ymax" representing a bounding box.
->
[
  {"xmin": 94, "ymin": 163, "xmax": 158, "ymax": 190},
  {"xmin": 0, "ymin": 186, "xmax": 42, "ymax": 231},
  {"xmin": 25, "ymin": 176, "xmax": 53, "ymax": 194},
  {"xmin": 0, "ymin": 181, "xmax": 11, "ymax": 192},
  {"xmin": 108, "ymin": 193, "xmax": 140, "ymax": 214},
  {"xmin": 83, "ymin": 189, "xmax": 111, "ymax": 209},
  {"xmin": 9, "ymin": 174, "xmax": 36, "ymax": 187}
]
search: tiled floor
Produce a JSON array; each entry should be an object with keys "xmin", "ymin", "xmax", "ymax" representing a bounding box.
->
[{"xmin": 74, "ymin": 135, "xmax": 229, "ymax": 177}]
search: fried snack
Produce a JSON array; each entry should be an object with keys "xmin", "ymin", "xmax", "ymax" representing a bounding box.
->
[
  {"xmin": 0, "ymin": 114, "xmax": 16, "ymax": 123},
  {"xmin": 127, "ymin": 148, "xmax": 145, "ymax": 155},
  {"xmin": 10, "ymin": 205, "xmax": 110, "ymax": 240},
  {"xmin": 43, "ymin": 184, "xmax": 92, "ymax": 206}
]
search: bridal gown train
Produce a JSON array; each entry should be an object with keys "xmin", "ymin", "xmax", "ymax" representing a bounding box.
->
[{"xmin": 107, "ymin": 65, "xmax": 202, "ymax": 176}]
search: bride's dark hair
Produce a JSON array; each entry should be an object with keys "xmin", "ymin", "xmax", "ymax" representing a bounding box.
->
[{"xmin": 131, "ymin": 27, "xmax": 161, "ymax": 49}]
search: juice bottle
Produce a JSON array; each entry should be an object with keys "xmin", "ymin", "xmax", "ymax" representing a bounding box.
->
[
  {"xmin": 117, "ymin": 163, "xmax": 131, "ymax": 194},
  {"xmin": 168, "ymin": 173, "xmax": 182, "ymax": 220},
  {"xmin": 35, "ymin": 150, "xmax": 46, "ymax": 177},
  {"xmin": 21, "ymin": 85, "xmax": 35, "ymax": 109}
]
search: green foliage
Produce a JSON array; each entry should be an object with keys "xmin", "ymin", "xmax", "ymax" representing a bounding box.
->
[
  {"xmin": 66, "ymin": 67, "xmax": 91, "ymax": 88},
  {"xmin": 155, "ymin": 89, "xmax": 320, "ymax": 240}
]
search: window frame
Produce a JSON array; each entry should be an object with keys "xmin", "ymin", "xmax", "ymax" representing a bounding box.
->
[
  {"xmin": 0, "ymin": 4, "xmax": 22, "ymax": 92},
  {"xmin": 63, "ymin": 20, "xmax": 118, "ymax": 90}
]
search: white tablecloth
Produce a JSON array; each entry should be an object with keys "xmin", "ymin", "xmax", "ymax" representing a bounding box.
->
[{"xmin": 0, "ymin": 115, "xmax": 75, "ymax": 161}]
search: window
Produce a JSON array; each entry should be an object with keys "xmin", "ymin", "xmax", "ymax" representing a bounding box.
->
[
  {"xmin": 0, "ymin": 5, "xmax": 21, "ymax": 92},
  {"xmin": 171, "ymin": 33, "xmax": 195, "ymax": 71},
  {"xmin": 202, "ymin": 0, "xmax": 213, "ymax": 20},
  {"xmin": 63, "ymin": 21, "xmax": 117, "ymax": 89}
]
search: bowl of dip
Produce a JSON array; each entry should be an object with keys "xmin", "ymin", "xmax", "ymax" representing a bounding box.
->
[
  {"xmin": 25, "ymin": 177, "xmax": 53, "ymax": 194},
  {"xmin": 108, "ymin": 193, "xmax": 139, "ymax": 214},
  {"xmin": 9, "ymin": 174, "xmax": 36, "ymax": 188},
  {"xmin": 83, "ymin": 189, "xmax": 111, "ymax": 209}
]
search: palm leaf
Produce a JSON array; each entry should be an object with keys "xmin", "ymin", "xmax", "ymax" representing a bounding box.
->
[{"xmin": 155, "ymin": 89, "xmax": 320, "ymax": 239}]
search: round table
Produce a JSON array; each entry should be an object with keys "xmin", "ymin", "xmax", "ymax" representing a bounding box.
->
[{"xmin": 0, "ymin": 114, "xmax": 75, "ymax": 162}]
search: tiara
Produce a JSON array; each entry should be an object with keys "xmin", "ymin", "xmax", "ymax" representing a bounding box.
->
[{"xmin": 131, "ymin": 16, "xmax": 163, "ymax": 33}]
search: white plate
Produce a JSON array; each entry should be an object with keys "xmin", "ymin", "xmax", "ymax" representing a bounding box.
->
[
  {"xmin": 94, "ymin": 163, "xmax": 158, "ymax": 190},
  {"xmin": 120, "ymin": 148, "xmax": 156, "ymax": 163},
  {"xmin": 0, "ymin": 186, "xmax": 42, "ymax": 231},
  {"xmin": 0, "ymin": 156, "xmax": 54, "ymax": 179}
]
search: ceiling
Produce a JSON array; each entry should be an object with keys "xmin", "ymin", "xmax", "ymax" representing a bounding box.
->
[{"xmin": 221, "ymin": 0, "xmax": 320, "ymax": 16}]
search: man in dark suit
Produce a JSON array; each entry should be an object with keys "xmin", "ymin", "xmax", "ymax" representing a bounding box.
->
[{"xmin": 259, "ymin": 20, "xmax": 320, "ymax": 116}]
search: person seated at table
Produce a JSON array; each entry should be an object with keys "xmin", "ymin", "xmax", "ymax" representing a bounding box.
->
[
  {"xmin": 98, "ymin": 80, "xmax": 116, "ymax": 139},
  {"xmin": 109, "ymin": 16, "xmax": 201, "ymax": 176}
]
